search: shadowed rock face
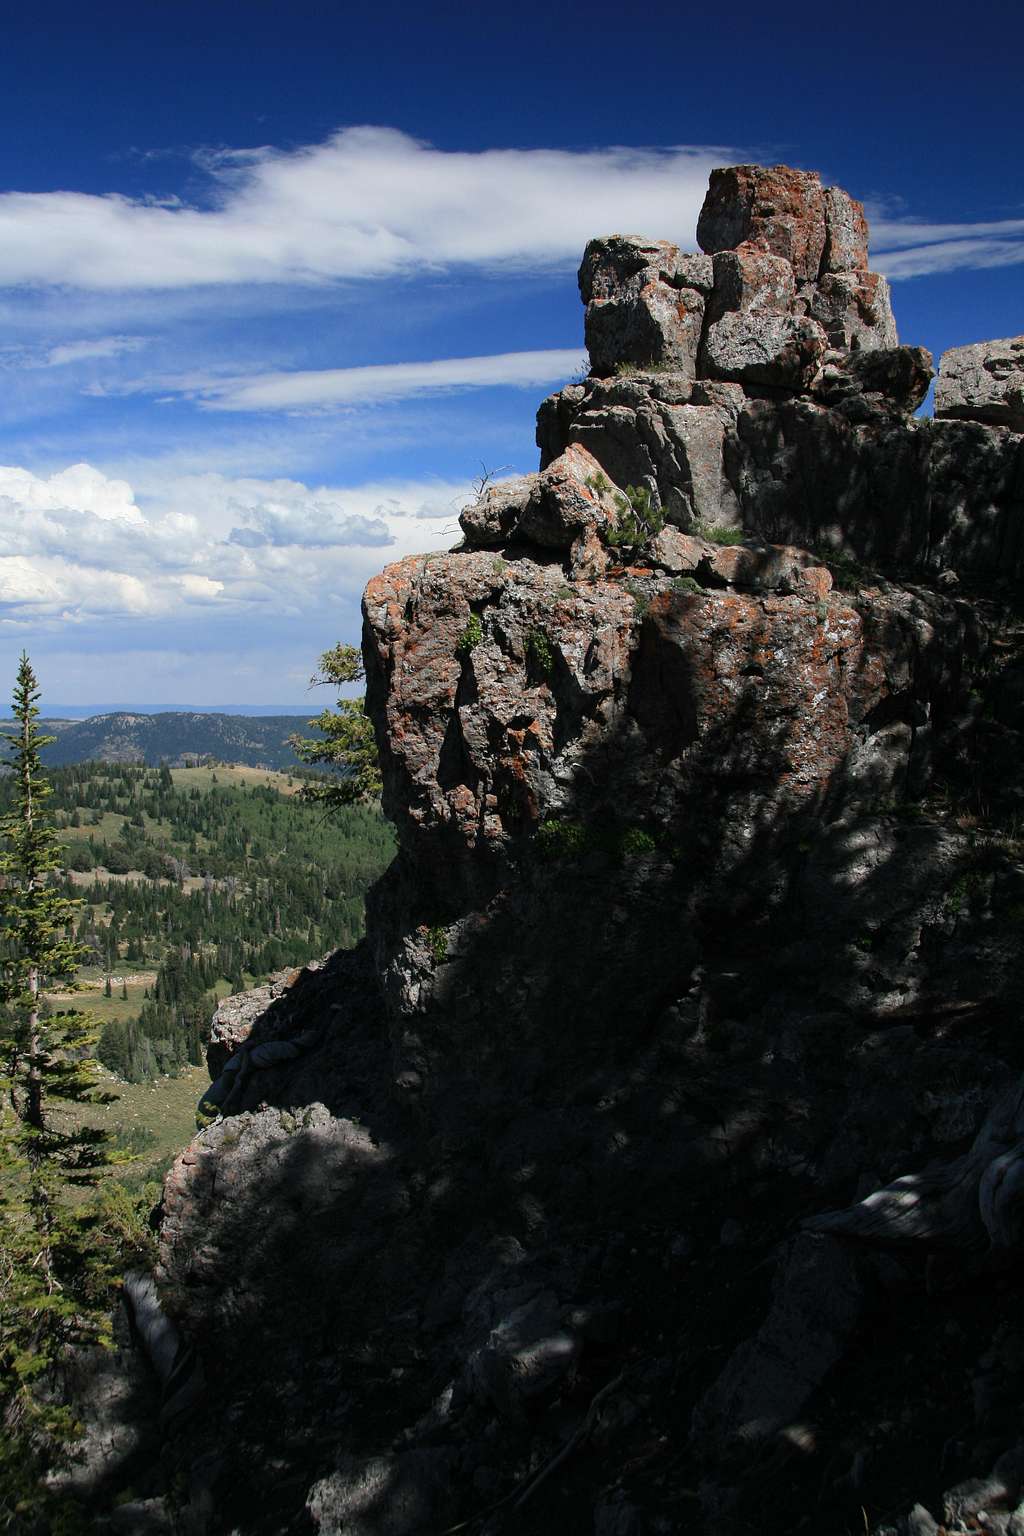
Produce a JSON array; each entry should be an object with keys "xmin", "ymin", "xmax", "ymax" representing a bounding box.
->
[
  {"xmin": 361, "ymin": 546, "xmax": 975, "ymax": 1109},
  {"xmin": 150, "ymin": 166, "xmax": 1024, "ymax": 1536}
]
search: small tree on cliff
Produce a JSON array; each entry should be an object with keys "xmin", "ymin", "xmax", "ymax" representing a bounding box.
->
[
  {"xmin": 288, "ymin": 644, "xmax": 382, "ymax": 808},
  {"xmin": 0, "ymin": 655, "xmax": 113, "ymax": 1485}
]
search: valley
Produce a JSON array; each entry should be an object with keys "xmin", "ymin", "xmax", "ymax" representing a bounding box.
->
[{"xmin": 0, "ymin": 759, "xmax": 395, "ymax": 1085}]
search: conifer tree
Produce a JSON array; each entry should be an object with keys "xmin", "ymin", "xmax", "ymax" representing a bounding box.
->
[
  {"xmin": 288, "ymin": 644, "xmax": 382, "ymax": 807},
  {"xmin": 0, "ymin": 654, "xmax": 113, "ymax": 1486}
]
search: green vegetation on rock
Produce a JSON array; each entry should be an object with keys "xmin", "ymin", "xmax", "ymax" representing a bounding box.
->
[
  {"xmin": 603, "ymin": 484, "xmax": 665, "ymax": 558},
  {"xmin": 457, "ymin": 613, "xmax": 484, "ymax": 654}
]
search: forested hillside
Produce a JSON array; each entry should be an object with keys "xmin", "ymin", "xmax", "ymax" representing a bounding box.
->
[
  {"xmin": 0, "ymin": 711, "xmax": 320, "ymax": 770},
  {"xmin": 0, "ymin": 762, "xmax": 395, "ymax": 1083}
]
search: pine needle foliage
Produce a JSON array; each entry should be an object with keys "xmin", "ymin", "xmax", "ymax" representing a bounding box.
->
[
  {"xmin": 0, "ymin": 654, "xmax": 116, "ymax": 1521},
  {"xmin": 288, "ymin": 644, "xmax": 383, "ymax": 808},
  {"xmin": 602, "ymin": 484, "xmax": 665, "ymax": 560}
]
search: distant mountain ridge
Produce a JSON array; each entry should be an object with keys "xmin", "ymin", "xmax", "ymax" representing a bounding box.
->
[
  {"xmin": 39, "ymin": 704, "xmax": 314, "ymax": 718},
  {"xmin": 0, "ymin": 712, "xmax": 319, "ymax": 770}
]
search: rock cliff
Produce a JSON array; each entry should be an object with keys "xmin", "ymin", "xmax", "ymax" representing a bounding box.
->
[{"xmin": 134, "ymin": 166, "xmax": 1024, "ymax": 1536}]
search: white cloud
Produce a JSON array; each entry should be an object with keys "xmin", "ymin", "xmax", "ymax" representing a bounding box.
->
[
  {"xmin": 185, "ymin": 347, "xmax": 587, "ymax": 412},
  {"xmin": 0, "ymin": 129, "xmax": 727, "ymax": 291},
  {"xmin": 871, "ymin": 214, "xmax": 1024, "ymax": 279},
  {"xmin": 0, "ymin": 129, "xmax": 1019, "ymax": 301},
  {"xmin": 873, "ymin": 235, "xmax": 1024, "ymax": 280},
  {"xmin": 43, "ymin": 335, "xmax": 146, "ymax": 367},
  {"xmin": 872, "ymin": 216, "xmax": 1024, "ymax": 250},
  {"xmin": 0, "ymin": 461, "xmax": 469, "ymax": 625}
]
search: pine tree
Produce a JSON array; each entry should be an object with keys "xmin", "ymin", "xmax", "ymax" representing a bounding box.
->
[
  {"xmin": 287, "ymin": 643, "xmax": 382, "ymax": 807},
  {"xmin": 0, "ymin": 655, "xmax": 115, "ymax": 1494}
]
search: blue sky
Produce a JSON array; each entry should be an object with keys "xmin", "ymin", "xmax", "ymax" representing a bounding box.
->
[{"xmin": 2, "ymin": 0, "xmax": 1022, "ymax": 709}]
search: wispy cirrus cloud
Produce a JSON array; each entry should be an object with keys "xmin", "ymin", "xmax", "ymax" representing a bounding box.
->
[
  {"xmin": 149, "ymin": 347, "xmax": 588, "ymax": 413},
  {"xmin": 42, "ymin": 334, "xmax": 147, "ymax": 367},
  {"xmin": 871, "ymin": 214, "xmax": 1024, "ymax": 280}
]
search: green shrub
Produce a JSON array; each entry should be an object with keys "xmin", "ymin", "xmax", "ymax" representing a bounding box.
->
[
  {"xmin": 534, "ymin": 818, "xmax": 590, "ymax": 861},
  {"xmin": 427, "ymin": 925, "xmax": 448, "ymax": 963},
  {"xmin": 603, "ymin": 485, "xmax": 665, "ymax": 558},
  {"xmin": 695, "ymin": 521, "xmax": 745, "ymax": 546},
  {"xmin": 619, "ymin": 827, "xmax": 657, "ymax": 857},
  {"xmin": 622, "ymin": 579, "xmax": 651, "ymax": 619},
  {"xmin": 525, "ymin": 628, "xmax": 555, "ymax": 677},
  {"xmin": 457, "ymin": 613, "xmax": 484, "ymax": 654},
  {"xmin": 812, "ymin": 545, "xmax": 867, "ymax": 592},
  {"xmin": 670, "ymin": 576, "xmax": 706, "ymax": 596}
]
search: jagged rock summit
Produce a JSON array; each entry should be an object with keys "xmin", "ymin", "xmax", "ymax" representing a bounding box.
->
[
  {"xmin": 138, "ymin": 165, "xmax": 1024, "ymax": 1536},
  {"xmin": 581, "ymin": 163, "xmax": 900, "ymax": 389}
]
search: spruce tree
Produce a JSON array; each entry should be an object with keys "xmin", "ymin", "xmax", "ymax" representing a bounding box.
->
[
  {"xmin": 0, "ymin": 655, "xmax": 114, "ymax": 1497},
  {"xmin": 287, "ymin": 643, "xmax": 382, "ymax": 807}
]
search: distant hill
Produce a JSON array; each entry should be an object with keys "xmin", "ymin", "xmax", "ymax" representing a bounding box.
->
[
  {"xmin": 40, "ymin": 704, "xmax": 314, "ymax": 718},
  {"xmin": 0, "ymin": 712, "xmax": 320, "ymax": 770}
]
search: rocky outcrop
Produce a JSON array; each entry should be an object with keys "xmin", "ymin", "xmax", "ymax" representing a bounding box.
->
[
  {"xmin": 936, "ymin": 335, "xmax": 1024, "ymax": 432},
  {"xmin": 147, "ymin": 164, "xmax": 1024, "ymax": 1536},
  {"xmin": 582, "ymin": 163, "xmax": 898, "ymax": 401}
]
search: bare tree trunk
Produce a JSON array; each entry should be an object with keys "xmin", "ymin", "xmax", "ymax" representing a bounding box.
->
[
  {"xmin": 21, "ymin": 706, "xmax": 44, "ymax": 1134},
  {"xmin": 26, "ymin": 963, "xmax": 42, "ymax": 1132},
  {"xmin": 807, "ymin": 1076, "xmax": 1024, "ymax": 1253}
]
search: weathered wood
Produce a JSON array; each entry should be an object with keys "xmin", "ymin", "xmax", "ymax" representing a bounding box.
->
[
  {"xmin": 807, "ymin": 1077, "xmax": 1024, "ymax": 1251},
  {"xmin": 123, "ymin": 1269, "xmax": 204, "ymax": 1427}
]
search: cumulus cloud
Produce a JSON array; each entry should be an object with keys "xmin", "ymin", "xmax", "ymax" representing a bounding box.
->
[
  {"xmin": 0, "ymin": 129, "xmax": 726, "ymax": 290},
  {"xmin": 227, "ymin": 506, "xmax": 390, "ymax": 548},
  {"xmin": 0, "ymin": 460, "xmax": 468, "ymax": 624}
]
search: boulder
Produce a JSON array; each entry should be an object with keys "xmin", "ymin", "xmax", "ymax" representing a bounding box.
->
[
  {"xmin": 307, "ymin": 1450, "xmax": 455, "ymax": 1536},
  {"xmin": 709, "ymin": 247, "xmax": 797, "ymax": 317},
  {"xmin": 207, "ymin": 980, "xmax": 278, "ymax": 1076},
  {"xmin": 936, "ymin": 335, "xmax": 1024, "ymax": 431},
  {"xmin": 457, "ymin": 473, "xmax": 534, "ymax": 547},
  {"xmin": 810, "ymin": 345, "xmax": 933, "ymax": 415},
  {"xmin": 697, "ymin": 163, "xmax": 829, "ymax": 281},
  {"xmin": 466, "ymin": 1289, "xmax": 580, "ymax": 1419},
  {"xmin": 459, "ymin": 444, "xmax": 623, "ymax": 551},
  {"xmin": 696, "ymin": 541, "xmax": 833, "ymax": 595},
  {"xmin": 701, "ymin": 311, "xmax": 828, "ymax": 389},
  {"xmin": 943, "ymin": 1444, "xmax": 1024, "ymax": 1529},
  {"xmin": 537, "ymin": 376, "xmax": 744, "ymax": 530},
  {"xmin": 804, "ymin": 268, "xmax": 898, "ymax": 351},
  {"xmin": 579, "ymin": 236, "xmax": 713, "ymax": 378},
  {"xmin": 691, "ymin": 1234, "xmax": 869, "ymax": 1457},
  {"xmin": 654, "ymin": 397, "xmax": 743, "ymax": 526},
  {"xmin": 521, "ymin": 443, "xmax": 624, "ymax": 548},
  {"xmin": 648, "ymin": 525, "xmax": 714, "ymax": 574}
]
